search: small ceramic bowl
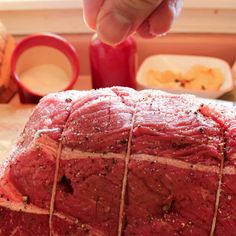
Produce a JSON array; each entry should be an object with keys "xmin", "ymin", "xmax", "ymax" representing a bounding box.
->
[
  {"xmin": 136, "ymin": 54, "xmax": 233, "ymax": 99},
  {"xmin": 11, "ymin": 33, "xmax": 79, "ymax": 103}
]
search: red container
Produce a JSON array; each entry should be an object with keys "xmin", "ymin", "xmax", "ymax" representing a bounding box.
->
[
  {"xmin": 90, "ymin": 35, "xmax": 137, "ymax": 89},
  {"xmin": 11, "ymin": 33, "xmax": 79, "ymax": 104}
]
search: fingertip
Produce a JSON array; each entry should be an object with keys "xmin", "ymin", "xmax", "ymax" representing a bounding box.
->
[
  {"xmin": 150, "ymin": 0, "xmax": 175, "ymax": 36},
  {"xmin": 94, "ymin": 0, "xmax": 164, "ymax": 45},
  {"xmin": 147, "ymin": 0, "xmax": 183, "ymax": 36},
  {"xmin": 137, "ymin": 0, "xmax": 183, "ymax": 39},
  {"xmin": 137, "ymin": 21, "xmax": 156, "ymax": 39},
  {"xmin": 97, "ymin": 12, "xmax": 133, "ymax": 45},
  {"xmin": 83, "ymin": 0, "xmax": 104, "ymax": 30}
]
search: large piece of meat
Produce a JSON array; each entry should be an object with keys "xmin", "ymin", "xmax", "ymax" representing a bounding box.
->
[{"xmin": 0, "ymin": 87, "xmax": 235, "ymax": 236}]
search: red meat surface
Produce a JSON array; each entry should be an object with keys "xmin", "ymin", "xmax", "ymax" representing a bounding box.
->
[{"xmin": 0, "ymin": 87, "xmax": 235, "ymax": 235}]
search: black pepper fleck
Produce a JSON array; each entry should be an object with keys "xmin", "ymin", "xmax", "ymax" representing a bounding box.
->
[
  {"xmin": 199, "ymin": 128, "xmax": 204, "ymax": 134},
  {"xmin": 119, "ymin": 139, "xmax": 128, "ymax": 145},
  {"xmin": 65, "ymin": 98, "xmax": 72, "ymax": 102}
]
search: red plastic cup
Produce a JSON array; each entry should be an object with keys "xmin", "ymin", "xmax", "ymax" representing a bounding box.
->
[{"xmin": 11, "ymin": 33, "xmax": 79, "ymax": 103}]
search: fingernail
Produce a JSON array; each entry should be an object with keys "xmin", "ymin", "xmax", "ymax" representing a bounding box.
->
[{"xmin": 97, "ymin": 12, "xmax": 132, "ymax": 45}]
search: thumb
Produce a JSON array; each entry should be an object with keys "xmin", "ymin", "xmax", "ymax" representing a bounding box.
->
[{"xmin": 96, "ymin": 0, "xmax": 163, "ymax": 45}]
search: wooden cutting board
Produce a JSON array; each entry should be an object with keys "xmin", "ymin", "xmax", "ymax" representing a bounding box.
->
[{"xmin": 0, "ymin": 105, "xmax": 34, "ymax": 163}]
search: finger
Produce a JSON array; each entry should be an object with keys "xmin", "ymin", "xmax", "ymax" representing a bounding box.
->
[
  {"xmin": 149, "ymin": 0, "xmax": 183, "ymax": 35},
  {"xmin": 137, "ymin": 0, "xmax": 183, "ymax": 37},
  {"xmin": 83, "ymin": 0, "xmax": 104, "ymax": 30},
  {"xmin": 96, "ymin": 0, "xmax": 163, "ymax": 45},
  {"xmin": 136, "ymin": 20, "xmax": 156, "ymax": 39}
]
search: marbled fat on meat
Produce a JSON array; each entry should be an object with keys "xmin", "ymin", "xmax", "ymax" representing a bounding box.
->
[{"xmin": 0, "ymin": 87, "xmax": 235, "ymax": 236}]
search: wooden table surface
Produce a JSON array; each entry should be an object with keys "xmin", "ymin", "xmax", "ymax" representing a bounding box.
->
[{"xmin": 0, "ymin": 105, "xmax": 34, "ymax": 163}]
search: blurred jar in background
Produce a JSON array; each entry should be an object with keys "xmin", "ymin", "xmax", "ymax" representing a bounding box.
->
[{"xmin": 90, "ymin": 35, "xmax": 137, "ymax": 89}]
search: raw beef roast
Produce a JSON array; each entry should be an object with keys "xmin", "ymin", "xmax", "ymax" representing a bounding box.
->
[{"xmin": 0, "ymin": 87, "xmax": 236, "ymax": 236}]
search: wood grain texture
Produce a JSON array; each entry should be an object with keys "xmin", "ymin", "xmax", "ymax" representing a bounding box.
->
[{"xmin": 0, "ymin": 105, "xmax": 34, "ymax": 163}]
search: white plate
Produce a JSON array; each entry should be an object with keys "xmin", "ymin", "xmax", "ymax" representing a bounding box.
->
[{"xmin": 136, "ymin": 54, "xmax": 234, "ymax": 99}]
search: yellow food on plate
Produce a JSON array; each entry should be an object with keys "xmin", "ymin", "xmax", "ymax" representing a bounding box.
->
[{"xmin": 146, "ymin": 65, "xmax": 224, "ymax": 91}]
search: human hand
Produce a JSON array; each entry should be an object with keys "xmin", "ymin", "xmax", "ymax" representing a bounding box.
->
[{"xmin": 83, "ymin": 0, "xmax": 183, "ymax": 45}]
